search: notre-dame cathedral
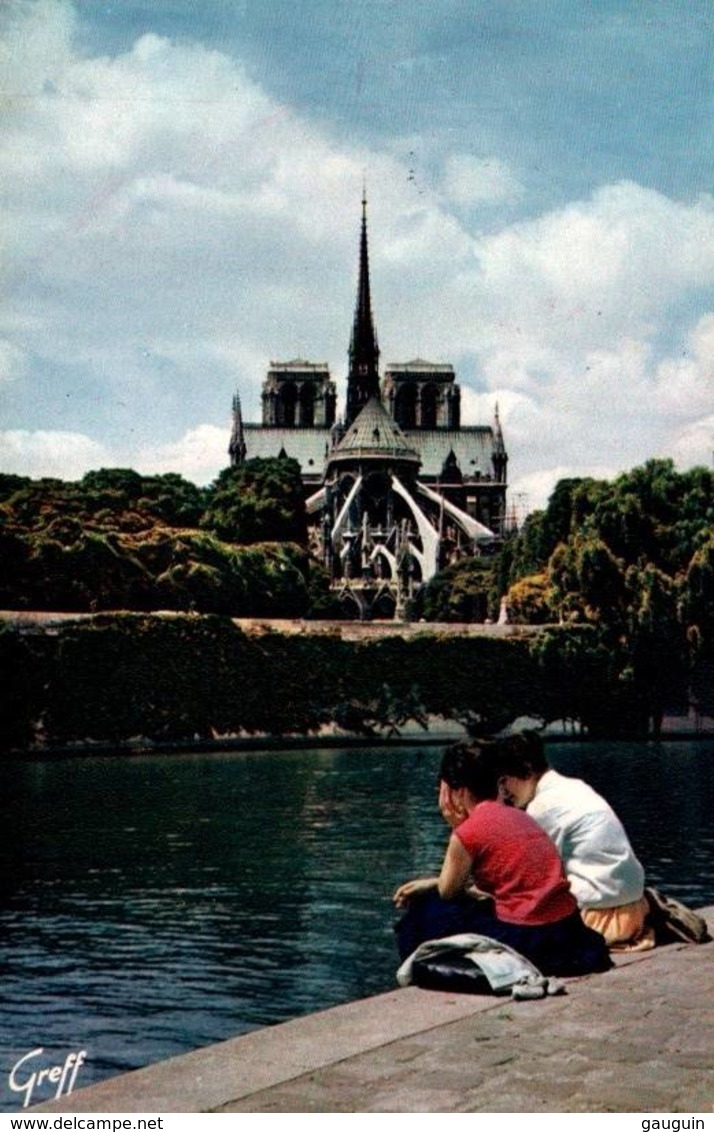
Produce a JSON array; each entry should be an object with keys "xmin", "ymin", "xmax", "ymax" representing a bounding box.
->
[{"xmin": 229, "ymin": 196, "xmax": 508, "ymax": 618}]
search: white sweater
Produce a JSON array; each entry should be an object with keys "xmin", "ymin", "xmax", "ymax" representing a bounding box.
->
[{"xmin": 527, "ymin": 769, "xmax": 645, "ymax": 909}]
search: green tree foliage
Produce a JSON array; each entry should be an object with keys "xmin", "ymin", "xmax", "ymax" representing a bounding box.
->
[
  {"xmin": 303, "ymin": 562, "xmax": 349, "ymax": 620},
  {"xmin": 0, "ymin": 465, "xmax": 314, "ymax": 617},
  {"xmin": 416, "ymin": 557, "xmax": 497, "ymax": 622},
  {"xmin": 528, "ymin": 627, "xmax": 620, "ymax": 737},
  {"xmin": 201, "ymin": 458, "xmax": 307, "ymax": 545},
  {"xmin": 622, "ymin": 562, "xmax": 688, "ymax": 734},
  {"xmin": 682, "ymin": 535, "xmax": 714, "ymax": 649},
  {"xmin": 2, "ymin": 469, "xmax": 207, "ymax": 535},
  {"xmin": 81, "ymin": 468, "xmax": 208, "ymax": 528},
  {"xmin": 497, "ymin": 510, "xmax": 549, "ymax": 587},
  {"xmin": 548, "ymin": 536, "xmax": 628, "ymax": 627},
  {"xmin": 0, "ymin": 473, "xmax": 31, "ymax": 502},
  {"xmin": 505, "ymin": 572, "xmax": 551, "ymax": 625},
  {"xmin": 1, "ymin": 616, "xmax": 593, "ymax": 749},
  {"xmin": 497, "ymin": 478, "xmax": 593, "ymax": 591},
  {"xmin": 502, "ymin": 459, "xmax": 714, "ymax": 735}
]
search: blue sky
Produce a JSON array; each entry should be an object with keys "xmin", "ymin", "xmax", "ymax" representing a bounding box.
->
[{"xmin": 1, "ymin": 0, "xmax": 713, "ymax": 508}]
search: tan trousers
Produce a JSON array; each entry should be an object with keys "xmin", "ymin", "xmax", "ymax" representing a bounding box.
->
[{"xmin": 581, "ymin": 897, "xmax": 656, "ymax": 952}]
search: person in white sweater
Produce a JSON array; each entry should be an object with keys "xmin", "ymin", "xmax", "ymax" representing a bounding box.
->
[{"xmin": 494, "ymin": 731, "xmax": 655, "ymax": 951}]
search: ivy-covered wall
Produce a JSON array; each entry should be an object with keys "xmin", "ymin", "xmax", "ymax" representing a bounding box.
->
[{"xmin": 1, "ymin": 614, "xmax": 641, "ymax": 752}]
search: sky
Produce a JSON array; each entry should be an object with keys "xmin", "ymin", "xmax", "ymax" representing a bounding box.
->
[{"xmin": 1, "ymin": 0, "xmax": 713, "ymax": 511}]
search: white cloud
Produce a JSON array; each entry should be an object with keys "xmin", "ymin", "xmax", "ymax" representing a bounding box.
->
[
  {"xmin": 654, "ymin": 313, "xmax": 714, "ymax": 420},
  {"xmin": 0, "ymin": 429, "xmax": 110, "ymax": 479},
  {"xmin": 665, "ymin": 415, "xmax": 714, "ymax": 471},
  {"xmin": 1, "ymin": 2, "xmax": 714, "ymax": 500},
  {"xmin": 134, "ymin": 424, "xmax": 228, "ymax": 485},
  {"xmin": 472, "ymin": 182, "xmax": 714, "ymax": 358},
  {"xmin": 441, "ymin": 155, "xmax": 523, "ymax": 206},
  {"xmin": 0, "ymin": 0, "xmax": 76, "ymax": 95}
]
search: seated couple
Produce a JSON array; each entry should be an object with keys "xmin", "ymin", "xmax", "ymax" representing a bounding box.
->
[
  {"xmin": 495, "ymin": 730, "xmax": 654, "ymax": 952},
  {"xmin": 394, "ymin": 737, "xmax": 651, "ymax": 976}
]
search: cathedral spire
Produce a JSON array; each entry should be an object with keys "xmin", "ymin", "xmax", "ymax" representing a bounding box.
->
[{"xmin": 346, "ymin": 190, "xmax": 380, "ymax": 426}]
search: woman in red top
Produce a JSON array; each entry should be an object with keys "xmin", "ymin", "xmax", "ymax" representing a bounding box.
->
[{"xmin": 393, "ymin": 742, "xmax": 610, "ymax": 976}]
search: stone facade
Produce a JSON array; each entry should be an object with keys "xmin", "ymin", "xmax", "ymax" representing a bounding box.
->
[
  {"xmin": 230, "ymin": 196, "xmax": 508, "ymax": 618},
  {"xmin": 261, "ymin": 361, "xmax": 336, "ymax": 429}
]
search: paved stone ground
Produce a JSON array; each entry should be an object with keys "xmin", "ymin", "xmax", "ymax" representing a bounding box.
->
[
  {"xmin": 35, "ymin": 908, "xmax": 713, "ymax": 1114},
  {"xmin": 218, "ymin": 934, "xmax": 714, "ymax": 1114}
]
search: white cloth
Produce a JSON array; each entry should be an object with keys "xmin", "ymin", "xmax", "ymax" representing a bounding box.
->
[{"xmin": 527, "ymin": 769, "xmax": 645, "ymax": 910}]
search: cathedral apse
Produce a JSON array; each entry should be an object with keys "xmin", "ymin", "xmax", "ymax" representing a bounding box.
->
[{"xmin": 229, "ymin": 196, "xmax": 508, "ymax": 619}]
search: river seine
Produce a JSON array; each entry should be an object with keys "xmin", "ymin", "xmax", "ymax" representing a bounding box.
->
[{"xmin": 1, "ymin": 739, "xmax": 712, "ymax": 1109}]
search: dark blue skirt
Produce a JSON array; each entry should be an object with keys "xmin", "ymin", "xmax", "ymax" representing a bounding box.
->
[{"xmin": 395, "ymin": 892, "xmax": 611, "ymax": 977}]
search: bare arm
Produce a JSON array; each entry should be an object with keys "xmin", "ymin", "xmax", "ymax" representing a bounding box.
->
[
  {"xmin": 393, "ymin": 834, "xmax": 473, "ymax": 907},
  {"xmin": 393, "ymin": 876, "xmax": 439, "ymax": 908},
  {"xmin": 437, "ymin": 833, "xmax": 473, "ymax": 900},
  {"xmin": 393, "ymin": 787, "xmax": 474, "ymax": 908}
]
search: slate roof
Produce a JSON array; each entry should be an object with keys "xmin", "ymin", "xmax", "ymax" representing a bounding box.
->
[
  {"xmin": 331, "ymin": 398, "xmax": 419, "ymax": 463},
  {"xmin": 242, "ymin": 419, "xmax": 497, "ymax": 482},
  {"xmin": 403, "ymin": 427, "xmax": 496, "ymax": 480},
  {"xmin": 243, "ymin": 425, "xmax": 331, "ymax": 474}
]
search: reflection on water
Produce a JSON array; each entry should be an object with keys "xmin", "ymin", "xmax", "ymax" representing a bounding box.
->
[{"xmin": 0, "ymin": 740, "xmax": 712, "ymax": 1108}]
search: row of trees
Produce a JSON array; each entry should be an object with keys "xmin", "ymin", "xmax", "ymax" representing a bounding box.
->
[
  {"xmin": 3, "ymin": 454, "xmax": 713, "ymax": 736},
  {"xmin": 408, "ymin": 459, "xmax": 713, "ymax": 735},
  {"xmin": 1, "ymin": 614, "xmax": 601, "ymax": 749},
  {"xmin": 491, "ymin": 460, "xmax": 714, "ymax": 734},
  {"xmin": 0, "ymin": 460, "xmax": 328, "ymax": 616}
]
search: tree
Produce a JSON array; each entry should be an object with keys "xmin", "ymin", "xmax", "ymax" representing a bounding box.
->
[
  {"xmin": 0, "ymin": 473, "xmax": 31, "ymax": 502},
  {"xmin": 682, "ymin": 536, "xmax": 714, "ymax": 648},
  {"xmin": 0, "ymin": 464, "xmax": 314, "ymax": 617},
  {"xmin": 81, "ymin": 468, "xmax": 207, "ymax": 527},
  {"xmin": 623, "ymin": 563, "xmax": 688, "ymax": 736},
  {"xmin": 417, "ymin": 557, "xmax": 497, "ymax": 622},
  {"xmin": 548, "ymin": 535, "xmax": 627, "ymax": 627},
  {"xmin": 542, "ymin": 478, "xmax": 583, "ymax": 547},
  {"xmin": 501, "ymin": 510, "xmax": 550, "ymax": 584},
  {"xmin": 202, "ymin": 458, "xmax": 307, "ymax": 545},
  {"xmin": 505, "ymin": 572, "xmax": 551, "ymax": 624}
]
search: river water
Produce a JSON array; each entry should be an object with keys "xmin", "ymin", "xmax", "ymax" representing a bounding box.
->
[{"xmin": 1, "ymin": 739, "xmax": 712, "ymax": 1110}]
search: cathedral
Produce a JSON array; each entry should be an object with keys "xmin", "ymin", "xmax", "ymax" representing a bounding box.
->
[{"xmin": 229, "ymin": 196, "xmax": 508, "ymax": 619}]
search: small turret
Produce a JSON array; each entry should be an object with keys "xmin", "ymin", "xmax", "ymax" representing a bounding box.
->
[
  {"xmin": 492, "ymin": 402, "xmax": 508, "ymax": 483},
  {"xmin": 228, "ymin": 391, "xmax": 247, "ymax": 465}
]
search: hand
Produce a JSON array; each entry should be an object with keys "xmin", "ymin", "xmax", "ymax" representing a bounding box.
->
[
  {"xmin": 498, "ymin": 780, "xmax": 516, "ymax": 806},
  {"xmin": 438, "ymin": 780, "xmax": 468, "ymax": 828},
  {"xmin": 393, "ymin": 877, "xmax": 438, "ymax": 908},
  {"xmin": 463, "ymin": 882, "xmax": 493, "ymax": 902}
]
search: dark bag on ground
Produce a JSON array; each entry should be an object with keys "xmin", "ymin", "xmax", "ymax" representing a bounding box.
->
[
  {"xmin": 645, "ymin": 887, "xmax": 712, "ymax": 945},
  {"xmin": 396, "ymin": 934, "xmax": 566, "ymax": 999},
  {"xmin": 409, "ymin": 951, "xmax": 493, "ymax": 995}
]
